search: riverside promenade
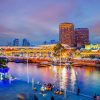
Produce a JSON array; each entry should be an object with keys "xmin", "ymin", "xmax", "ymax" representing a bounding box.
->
[{"xmin": 0, "ymin": 80, "xmax": 93, "ymax": 100}]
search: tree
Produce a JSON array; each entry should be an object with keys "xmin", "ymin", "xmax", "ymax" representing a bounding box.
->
[
  {"xmin": 0, "ymin": 58, "xmax": 7, "ymax": 66},
  {"xmin": 53, "ymin": 43, "xmax": 66, "ymax": 58}
]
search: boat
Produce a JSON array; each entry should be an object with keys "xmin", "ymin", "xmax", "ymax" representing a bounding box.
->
[
  {"xmin": 72, "ymin": 58, "xmax": 100, "ymax": 67},
  {"xmin": 14, "ymin": 59, "xmax": 23, "ymax": 63},
  {"xmin": 40, "ymin": 86, "xmax": 46, "ymax": 93},
  {"xmin": 54, "ymin": 89, "xmax": 64, "ymax": 95}
]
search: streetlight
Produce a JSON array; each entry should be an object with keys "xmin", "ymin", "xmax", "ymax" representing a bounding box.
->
[{"xmin": 26, "ymin": 50, "xmax": 29, "ymax": 83}]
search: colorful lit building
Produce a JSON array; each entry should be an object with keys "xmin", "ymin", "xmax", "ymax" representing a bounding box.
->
[
  {"xmin": 80, "ymin": 44, "xmax": 100, "ymax": 58},
  {"xmin": 85, "ymin": 44, "xmax": 100, "ymax": 50},
  {"xmin": 75, "ymin": 28, "xmax": 89, "ymax": 48},
  {"xmin": 59, "ymin": 23, "xmax": 75, "ymax": 47},
  {"xmin": 0, "ymin": 44, "xmax": 74, "ymax": 60}
]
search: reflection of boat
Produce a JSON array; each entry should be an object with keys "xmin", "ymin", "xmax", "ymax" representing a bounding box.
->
[
  {"xmin": 72, "ymin": 63, "xmax": 82, "ymax": 67},
  {"xmin": 38, "ymin": 61, "xmax": 51, "ymax": 67},
  {"xmin": 52, "ymin": 62, "xmax": 66, "ymax": 66}
]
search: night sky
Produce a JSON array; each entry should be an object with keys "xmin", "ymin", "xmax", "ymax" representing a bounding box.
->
[{"xmin": 0, "ymin": 0, "xmax": 100, "ymax": 45}]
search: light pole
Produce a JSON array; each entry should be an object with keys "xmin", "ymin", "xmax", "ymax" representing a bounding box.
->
[
  {"xmin": 32, "ymin": 78, "xmax": 34, "ymax": 90},
  {"xmin": 26, "ymin": 51, "xmax": 29, "ymax": 83},
  {"xmin": 75, "ymin": 71, "xmax": 78, "ymax": 87}
]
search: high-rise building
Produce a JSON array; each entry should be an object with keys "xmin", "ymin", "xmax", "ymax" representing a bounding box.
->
[
  {"xmin": 22, "ymin": 39, "xmax": 30, "ymax": 46},
  {"xmin": 50, "ymin": 40, "xmax": 56, "ymax": 44},
  {"xmin": 59, "ymin": 23, "xmax": 75, "ymax": 47},
  {"xmin": 43, "ymin": 41, "xmax": 47, "ymax": 45},
  {"xmin": 13, "ymin": 38, "xmax": 19, "ymax": 46},
  {"xmin": 75, "ymin": 28, "xmax": 89, "ymax": 48}
]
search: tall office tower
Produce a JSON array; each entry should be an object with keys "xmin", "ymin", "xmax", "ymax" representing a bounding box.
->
[
  {"xmin": 13, "ymin": 38, "xmax": 19, "ymax": 46},
  {"xmin": 43, "ymin": 41, "xmax": 47, "ymax": 45},
  {"xmin": 50, "ymin": 40, "xmax": 56, "ymax": 44},
  {"xmin": 22, "ymin": 38, "xmax": 30, "ymax": 46},
  {"xmin": 59, "ymin": 23, "xmax": 75, "ymax": 47},
  {"xmin": 75, "ymin": 28, "xmax": 89, "ymax": 48}
]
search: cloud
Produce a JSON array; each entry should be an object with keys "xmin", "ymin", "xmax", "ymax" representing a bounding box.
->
[
  {"xmin": 0, "ymin": 0, "xmax": 100, "ymax": 45},
  {"xmin": 90, "ymin": 22, "xmax": 100, "ymax": 36}
]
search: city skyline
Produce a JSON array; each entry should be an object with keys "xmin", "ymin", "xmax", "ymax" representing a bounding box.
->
[{"xmin": 0, "ymin": 0, "xmax": 100, "ymax": 45}]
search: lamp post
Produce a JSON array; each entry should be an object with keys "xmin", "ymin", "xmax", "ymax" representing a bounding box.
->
[
  {"xmin": 32, "ymin": 78, "xmax": 34, "ymax": 89},
  {"xmin": 26, "ymin": 51, "xmax": 29, "ymax": 83}
]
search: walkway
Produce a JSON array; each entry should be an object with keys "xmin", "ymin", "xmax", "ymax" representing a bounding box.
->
[{"xmin": 0, "ymin": 80, "xmax": 93, "ymax": 100}]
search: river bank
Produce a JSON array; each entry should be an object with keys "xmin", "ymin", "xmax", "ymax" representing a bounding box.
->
[{"xmin": 0, "ymin": 80, "xmax": 93, "ymax": 100}]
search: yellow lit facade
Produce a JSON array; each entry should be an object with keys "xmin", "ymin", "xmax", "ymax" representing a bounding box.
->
[
  {"xmin": 0, "ymin": 44, "xmax": 74, "ymax": 60},
  {"xmin": 85, "ymin": 44, "xmax": 100, "ymax": 50}
]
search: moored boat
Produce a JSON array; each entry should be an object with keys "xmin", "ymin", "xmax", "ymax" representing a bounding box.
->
[{"xmin": 71, "ymin": 58, "xmax": 100, "ymax": 67}]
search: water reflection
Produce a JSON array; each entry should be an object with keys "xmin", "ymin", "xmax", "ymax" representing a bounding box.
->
[{"xmin": 7, "ymin": 62, "xmax": 100, "ymax": 95}]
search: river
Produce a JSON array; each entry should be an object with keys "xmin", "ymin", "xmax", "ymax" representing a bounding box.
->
[{"xmin": 7, "ymin": 62, "xmax": 100, "ymax": 97}]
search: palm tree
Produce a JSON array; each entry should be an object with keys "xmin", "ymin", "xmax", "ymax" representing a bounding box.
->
[
  {"xmin": 53, "ymin": 43, "xmax": 66, "ymax": 58},
  {"xmin": 53, "ymin": 43, "xmax": 66, "ymax": 65},
  {"xmin": 0, "ymin": 58, "xmax": 9, "ymax": 74},
  {"xmin": 0, "ymin": 58, "xmax": 7, "ymax": 66}
]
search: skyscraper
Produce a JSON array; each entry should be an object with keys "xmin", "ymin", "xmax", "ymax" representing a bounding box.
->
[
  {"xmin": 50, "ymin": 40, "xmax": 56, "ymax": 44},
  {"xmin": 59, "ymin": 23, "xmax": 75, "ymax": 47},
  {"xmin": 22, "ymin": 38, "xmax": 30, "ymax": 46},
  {"xmin": 13, "ymin": 38, "xmax": 19, "ymax": 46},
  {"xmin": 75, "ymin": 28, "xmax": 89, "ymax": 47}
]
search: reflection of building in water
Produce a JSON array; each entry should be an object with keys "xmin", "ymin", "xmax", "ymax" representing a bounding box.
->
[
  {"xmin": 55, "ymin": 67, "xmax": 61, "ymax": 89},
  {"xmin": 53, "ymin": 66, "xmax": 67, "ymax": 91},
  {"xmin": 80, "ymin": 67, "xmax": 96, "ymax": 78},
  {"xmin": 70, "ymin": 69, "xmax": 76, "ymax": 91},
  {"xmin": 60, "ymin": 67, "xmax": 67, "ymax": 89},
  {"xmin": 53, "ymin": 66, "xmax": 76, "ymax": 93}
]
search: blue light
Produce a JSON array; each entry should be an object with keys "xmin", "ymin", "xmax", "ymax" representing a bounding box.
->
[{"xmin": 0, "ymin": 67, "xmax": 9, "ymax": 73}]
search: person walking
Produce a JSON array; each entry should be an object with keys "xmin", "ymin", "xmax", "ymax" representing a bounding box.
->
[
  {"xmin": 93, "ymin": 93, "xmax": 97, "ymax": 100},
  {"xmin": 51, "ymin": 96, "xmax": 54, "ymax": 100},
  {"xmin": 77, "ymin": 87, "xmax": 80, "ymax": 95}
]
